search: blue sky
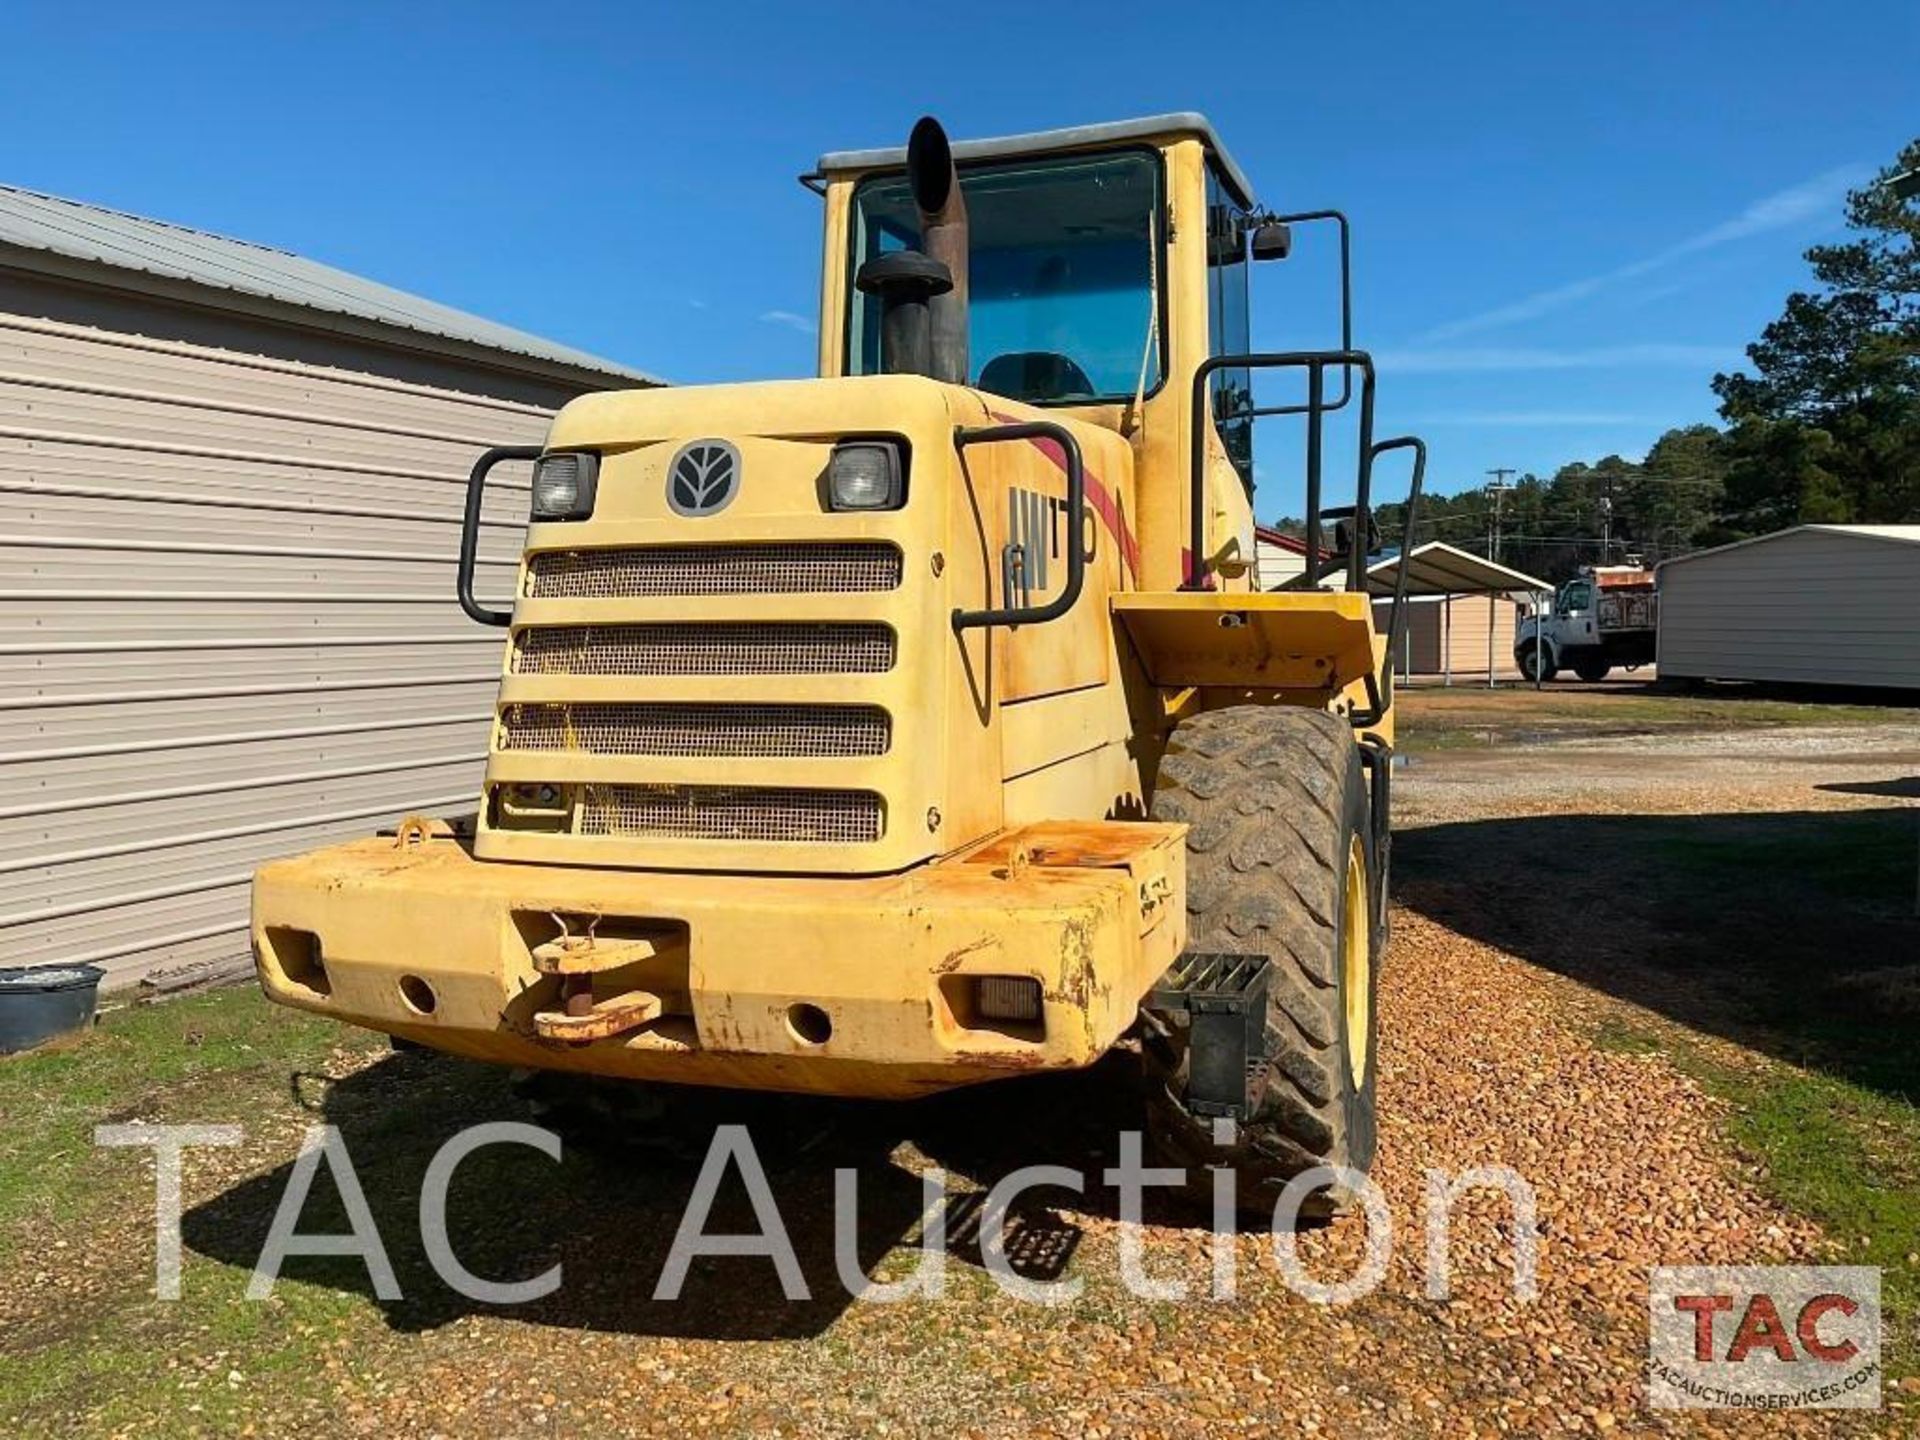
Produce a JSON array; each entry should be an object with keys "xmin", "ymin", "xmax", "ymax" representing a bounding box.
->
[{"xmin": 3, "ymin": 2, "xmax": 1914, "ymax": 516}]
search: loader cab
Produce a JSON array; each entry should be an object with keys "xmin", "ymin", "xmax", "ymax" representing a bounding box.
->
[
  {"xmin": 813, "ymin": 117, "xmax": 1262, "ymax": 403},
  {"xmin": 843, "ymin": 145, "xmax": 1168, "ymax": 406},
  {"xmin": 809, "ymin": 114, "xmax": 1399, "ymax": 597}
]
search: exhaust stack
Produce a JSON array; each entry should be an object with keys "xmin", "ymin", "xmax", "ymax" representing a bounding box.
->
[
  {"xmin": 854, "ymin": 250, "xmax": 951, "ymax": 378},
  {"xmin": 907, "ymin": 116, "xmax": 969, "ymax": 385}
]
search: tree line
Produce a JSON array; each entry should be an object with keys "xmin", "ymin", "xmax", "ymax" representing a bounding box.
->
[{"xmin": 1373, "ymin": 136, "xmax": 1919, "ymax": 587}]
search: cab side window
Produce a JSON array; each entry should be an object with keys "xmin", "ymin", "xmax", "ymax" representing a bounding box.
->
[{"xmin": 1206, "ymin": 166, "xmax": 1254, "ymax": 490}]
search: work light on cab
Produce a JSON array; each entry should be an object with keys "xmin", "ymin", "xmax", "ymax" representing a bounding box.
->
[
  {"xmin": 529, "ymin": 451, "xmax": 599, "ymax": 521},
  {"xmin": 826, "ymin": 440, "xmax": 905, "ymax": 511}
]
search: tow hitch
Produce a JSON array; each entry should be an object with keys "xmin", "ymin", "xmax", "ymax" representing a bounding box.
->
[{"xmin": 530, "ymin": 931, "xmax": 670, "ymax": 1043}]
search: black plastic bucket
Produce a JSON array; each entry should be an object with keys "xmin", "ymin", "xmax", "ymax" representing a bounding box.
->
[{"xmin": 0, "ymin": 965, "xmax": 104, "ymax": 1054}]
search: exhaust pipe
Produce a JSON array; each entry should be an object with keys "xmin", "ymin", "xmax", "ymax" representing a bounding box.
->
[
  {"xmin": 907, "ymin": 116, "xmax": 969, "ymax": 385},
  {"xmin": 854, "ymin": 250, "xmax": 951, "ymax": 378}
]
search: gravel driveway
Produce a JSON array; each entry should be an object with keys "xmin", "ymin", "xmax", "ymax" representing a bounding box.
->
[{"xmin": 7, "ymin": 707, "xmax": 1916, "ymax": 1436}]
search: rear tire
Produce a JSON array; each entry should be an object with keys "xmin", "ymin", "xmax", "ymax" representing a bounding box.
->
[
  {"xmin": 1574, "ymin": 658, "xmax": 1611, "ymax": 682},
  {"xmin": 1142, "ymin": 706, "xmax": 1380, "ymax": 1217}
]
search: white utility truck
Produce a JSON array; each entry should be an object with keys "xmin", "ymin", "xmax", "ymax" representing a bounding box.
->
[{"xmin": 1514, "ymin": 564, "xmax": 1658, "ymax": 682}]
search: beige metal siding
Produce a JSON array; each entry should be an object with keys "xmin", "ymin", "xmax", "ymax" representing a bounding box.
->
[
  {"xmin": 1, "ymin": 298, "xmax": 572, "ymax": 987},
  {"xmin": 1374, "ymin": 595, "xmax": 1519, "ymax": 678},
  {"xmin": 1657, "ymin": 529, "xmax": 1920, "ymax": 688},
  {"xmin": 1443, "ymin": 594, "xmax": 1519, "ymax": 678},
  {"xmin": 1254, "ymin": 538, "xmax": 1305, "ymax": 590}
]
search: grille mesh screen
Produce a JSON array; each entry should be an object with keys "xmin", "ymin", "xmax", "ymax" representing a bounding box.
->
[
  {"xmin": 526, "ymin": 543, "xmax": 903, "ymax": 598},
  {"xmin": 577, "ymin": 785, "xmax": 883, "ymax": 844},
  {"xmin": 500, "ymin": 703, "xmax": 889, "ymax": 758},
  {"xmin": 512, "ymin": 623, "xmax": 895, "ymax": 677}
]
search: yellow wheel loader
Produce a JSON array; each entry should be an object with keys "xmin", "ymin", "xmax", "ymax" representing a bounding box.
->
[{"xmin": 252, "ymin": 114, "xmax": 1425, "ymax": 1213}]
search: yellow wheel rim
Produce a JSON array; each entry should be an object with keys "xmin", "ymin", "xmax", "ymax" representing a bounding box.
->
[{"xmin": 1342, "ymin": 835, "xmax": 1371, "ymax": 1084}]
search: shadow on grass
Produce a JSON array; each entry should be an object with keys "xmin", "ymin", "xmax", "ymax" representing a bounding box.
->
[
  {"xmin": 1396, "ymin": 804, "xmax": 1920, "ymax": 1102},
  {"xmin": 179, "ymin": 1047, "xmax": 1204, "ymax": 1340}
]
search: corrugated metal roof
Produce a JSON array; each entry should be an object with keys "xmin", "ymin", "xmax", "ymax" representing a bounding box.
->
[
  {"xmin": 1810, "ymin": 523, "xmax": 1920, "ymax": 543},
  {"xmin": 817, "ymin": 113, "xmax": 1259, "ymax": 208},
  {"xmin": 1364, "ymin": 541, "xmax": 1551, "ymax": 597},
  {"xmin": 1657, "ymin": 523, "xmax": 1920, "ymax": 570},
  {"xmin": 0, "ymin": 183, "xmax": 661, "ymax": 386}
]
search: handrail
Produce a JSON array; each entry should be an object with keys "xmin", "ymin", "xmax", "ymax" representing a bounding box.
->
[
  {"xmin": 459, "ymin": 444, "xmax": 542, "ymax": 627},
  {"xmin": 950, "ymin": 421, "xmax": 1086, "ymax": 632},
  {"xmin": 1186, "ymin": 349, "xmax": 1376, "ymax": 591},
  {"xmin": 1350, "ymin": 434, "xmax": 1428, "ymax": 727}
]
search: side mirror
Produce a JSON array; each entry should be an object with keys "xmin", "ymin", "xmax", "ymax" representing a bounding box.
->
[
  {"xmin": 1249, "ymin": 222, "xmax": 1292, "ymax": 261},
  {"xmin": 1206, "ymin": 205, "xmax": 1247, "ymax": 266},
  {"xmin": 1322, "ymin": 505, "xmax": 1382, "ymax": 560}
]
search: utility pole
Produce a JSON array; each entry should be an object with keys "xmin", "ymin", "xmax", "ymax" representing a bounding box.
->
[
  {"xmin": 1598, "ymin": 489, "xmax": 1614, "ymax": 563},
  {"xmin": 1484, "ymin": 468, "xmax": 1516, "ymax": 562}
]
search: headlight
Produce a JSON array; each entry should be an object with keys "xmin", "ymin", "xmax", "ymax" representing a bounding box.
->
[
  {"xmin": 826, "ymin": 440, "xmax": 905, "ymax": 511},
  {"xmin": 530, "ymin": 452, "xmax": 599, "ymax": 521}
]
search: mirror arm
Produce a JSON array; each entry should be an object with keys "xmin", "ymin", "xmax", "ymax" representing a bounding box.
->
[{"xmin": 1251, "ymin": 209, "xmax": 1354, "ymax": 412}]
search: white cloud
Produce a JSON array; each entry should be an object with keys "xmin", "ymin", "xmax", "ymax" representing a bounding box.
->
[
  {"xmin": 1379, "ymin": 343, "xmax": 1742, "ymax": 374},
  {"xmin": 759, "ymin": 309, "xmax": 817, "ymax": 335},
  {"xmin": 1417, "ymin": 163, "xmax": 1870, "ymax": 343}
]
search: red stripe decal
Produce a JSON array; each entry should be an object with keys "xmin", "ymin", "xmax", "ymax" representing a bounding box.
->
[{"xmin": 985, "ymin": 409, "xmax": 1140, "ymax": 580}]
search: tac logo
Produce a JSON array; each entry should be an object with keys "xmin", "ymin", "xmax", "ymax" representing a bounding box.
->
[{"xmin": 1649, "ymin": 1266, "xmax": 1881, "ymax": 1410}]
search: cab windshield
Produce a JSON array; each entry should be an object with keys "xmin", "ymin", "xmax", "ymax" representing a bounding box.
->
[
  {"xmin": 846, "ymin": 150, "xmax": 1164, "ymax": 404},
  {"xmin": 1558, "ymin": 581, "xmax": 1593, "ymax": 615}
]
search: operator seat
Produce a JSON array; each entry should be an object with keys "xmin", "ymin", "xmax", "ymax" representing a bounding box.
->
[{"xmin": 978, "ymin": 351, "xmax": 1096, "ymax": 404}]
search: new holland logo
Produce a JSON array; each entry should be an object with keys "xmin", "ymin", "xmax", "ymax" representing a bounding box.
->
[{"xmin": 667, "ymin": 439, "xmax": 741, "ymax": 516}]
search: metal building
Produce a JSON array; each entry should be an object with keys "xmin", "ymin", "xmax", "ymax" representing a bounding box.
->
[
  {"xmin": 1, "ymin": 184, "xmax": 657, "ymax": 988},
  {"xmin": 1364, "ymin": 542, "xmax": 1548, "ymax": 684},
  {"xmin": 1657, "ymin": 525, "xmax": 1920, "ymax": 690},
  {"xmin": 1382, "ymin": 595, "xmax": 1523, "ymax": 680}
]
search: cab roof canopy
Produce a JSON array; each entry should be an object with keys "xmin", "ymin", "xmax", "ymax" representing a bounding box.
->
[{"xmin": 815, "ymin": 113, "xmax": 1257, "ymax": 209}]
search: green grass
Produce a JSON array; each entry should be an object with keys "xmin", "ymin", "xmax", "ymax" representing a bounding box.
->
[
  {"xmin": 0, "ymin": 988, "xmax": 370, "ymax": 1258},
  {"xmin": 0, "ymin": 988, "xmax": 394, "ymax": 1431},
  {"xmin": 1651, "ymin": 815, "xmax": 1916, "ymax": 907},
  {"xmin": 0, "ymin": 1265, "xmax": 371, "ymax": 1435},
  {"xmin": 1591, "ymin": 1016, "xmax": 1663, "ymax": 1055},
  {"xmin": 1395, "ymin": 685, "xmax": 1899, "ymax": 753},
  {"xmin": 1590, "ymin": 1015, "xmax": 1920, "ymax": 1378}
]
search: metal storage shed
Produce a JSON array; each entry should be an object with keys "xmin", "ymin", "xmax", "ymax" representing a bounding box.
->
[
  {"xmin": 1656, "ymin": 525, "xmax": 1920, "ymax": 690},
  {"xmin": 1362, "ymin": 542, "xmax": 1549, "ymax": 684},
  {"xmin": 0, "ymin": 183, "xmax": 659, "ymax": 988}
]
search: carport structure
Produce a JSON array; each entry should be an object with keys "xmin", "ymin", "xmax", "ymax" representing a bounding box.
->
[{"xmin": 1360, "ymin": 541, "xmax": 1552, "ymax": 687}]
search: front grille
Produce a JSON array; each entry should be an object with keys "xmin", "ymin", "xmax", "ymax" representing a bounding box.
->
[
  {"xmin": 500, "ymin": 703, "xmax": 890, "ymax": 758},
  {"xmin": 578, "ymin": 785, "xmax": 883, "ymax": 844},
  {"xmin": 526, "ymin": 542, "xmax": 903, "ymax": 599},
  {"xmin": 512, "ymin": 623, "xmax": 895, "ymax": 677}
]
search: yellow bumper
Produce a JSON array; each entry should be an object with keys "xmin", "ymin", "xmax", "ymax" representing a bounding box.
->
[{"xmin": 251, "ymin": 821, "xmax": 1185, "ymax": 1099}]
